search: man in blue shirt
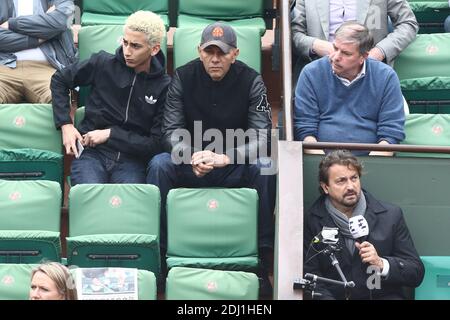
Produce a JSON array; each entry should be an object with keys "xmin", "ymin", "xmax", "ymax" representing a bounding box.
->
[{"xmin": 294, "ymin": 21, "xmax": 405, "ymax": 156}]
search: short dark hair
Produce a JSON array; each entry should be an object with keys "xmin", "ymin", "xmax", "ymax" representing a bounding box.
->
[
  {"xmin": 335, "ymin": 21, "xmax": 374, "ymax": 55},
  {"xmin": 318, "ymin": 150, "xmax": 363, "ymax": 193}
]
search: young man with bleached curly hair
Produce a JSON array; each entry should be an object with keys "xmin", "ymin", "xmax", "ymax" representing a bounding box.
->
[{"xmin": 51, "ymin": 11, "xmax": 170, "ymax": 185}]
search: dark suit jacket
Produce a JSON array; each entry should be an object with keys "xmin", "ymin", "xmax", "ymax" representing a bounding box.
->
[{"xmin": 304, "ymin": 190, "xmax": 424, "ymax": 300}]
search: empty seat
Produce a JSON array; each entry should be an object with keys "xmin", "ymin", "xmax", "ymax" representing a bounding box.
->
[
  {"xmin": 176, "ymin": 0, "xmax": 266, "ymax": 35},
  {"xmin": 166, "ymin": 188, "xmax": 259, "ymax": 271},
  {"xmin": 394, "ymin": 33, "xmax": 450, "ymax": 113},
  {"xmin": 415, "ymin": 256, "xmax": 450, "ymax": 299},
  {"xmin": 0, "ymin": 104, "xmax": 63, "ymax": 187},
  {"xmin": 66, "ymin": 184, "xmax": 161, "ymax": 277},
  {"xmin": 407, "ymin": 0, "xmax": 450, "ymax": 33},
  {"xmin": 81, "ymin": 0, "xmax": 169, "ymax": 27},
  {"xmin": 166, "ymin": 267, "xmax": 259, "ymax": 300},
  {"xmin": 71, "ymin": 267, "xmax": 157, "ymax": 300},
  {"xmin": 398, "ymin": 113, "xmax": 450, "ymax": 157},
  {"xmin": 0, "ymin": 264, "xmax": 37, "ymax": 300},
  {"xmin": 173, "ymin": 26, "xmax": 261, "ymax": 72},
  {"xmin": 0, "ymin": 180, "xmax": 62, "ymax": 264}
]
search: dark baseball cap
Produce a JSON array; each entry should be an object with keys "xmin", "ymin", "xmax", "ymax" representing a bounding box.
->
[{"xmin": 199, "ymin": 21, "xmax": 237, "ymax": 53}]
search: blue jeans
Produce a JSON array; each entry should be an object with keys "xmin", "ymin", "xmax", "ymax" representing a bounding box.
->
[
  {"xmin": 71, "ymin": 148, "xmax": 146, "ymax": 186},
  {"xmin": 445, "ymin": 15, "xmax": 450, "ymax": 33},
  {"xmin": 146, "ymin": 152, "xmax": 276, "ymax": 250}
]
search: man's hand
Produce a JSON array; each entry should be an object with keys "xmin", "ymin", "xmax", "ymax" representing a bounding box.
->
[
  {"xmin": 368, "ymin": 47, "xmax": 385, "ymax": 61},
  {"xmin": 369, "ymin": 140, "xmax": 393, "ymax": 157},
  {"xmin": 303, "ymin": 136, "xmax": 325, "ymax": 155},
  {"xmin": 191, "ymin": 150, "xmax": 231, "ymax": 177},
  {"xmin": 355, "ymin": 241, "xmax": 384, "ymax": 270},
  {"xmin": 312, "ymin": 39, "xmax": 334, "ymax": 57},
  {"xmin": 0, "ymin": 21, "xmax": 9, "ymax": 29},
  {"xmin": 83, "ymin": 129, "xmax": 111, "ymax": 148},
  {"xmin": 61, "ymin": 124, "xmax": 83, "ymax": 158}
]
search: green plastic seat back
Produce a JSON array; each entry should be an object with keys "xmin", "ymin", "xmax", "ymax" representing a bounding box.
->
[
  {"xmin": 81, "ymin": 0, "xmax": 169, "ymax": 26},
  {"xmin": 303, "ymin": 155, "xmax": 450, "ymax": 256},
  {"xmin": 166, "ymin": 267, "xmax": 259, "ymax": 300},
  {"xmin": 0, "ymin": 180, "xmax": 61, "ymax": 263},
  {"xmin": 415, "ymin": 256, "xmax": 450, "ymax": 299},
  {"xmin": 178, "ymin": 0, "xmax": 264, "ymax": 20},
  {"xmin": 0, "ymin": 264, "xmax": 38, "ymax": 300},
  {"xmin": 177, "ymin": 0, "xmax": 266, "ymax": 34},
  {"xmin": 399, "ymin": 114, "xmax": 450, "ymax": 157},
  {"xmin": 167, "ymin": 188, "xmax": 258, "ymax": 262},
  {"xmin": 0, "ymin": 104, "xmax": 61, "ymax": 154},
  {"xmin": 70, "ymin": 267, "xmax": 157, "ymax": 300},
  {"xmin": 69, "ymin": 184, "xmax": 160, "ymax": 236},
  {"xmin": 0, "ymin": 104, "xmax": 63, "ymax": 185},
  {"xmin": 67, "ymin": 184, "xmax": 161, "ymax": 274},
  {"xmin": 407, "ymin": 1, "xmax": 450, "ymax": 33},
  {"xmin": 77, "ymin": 25, "xmax": 168, "ymax": 107},
  {"xmin": 0, "ymin": 180, "xmax": 61, "ymax": 231},
  {"xmin": 173, "ymin": 26, "xmax": 261, "ymax": 72},
  {"xmin": 394, "ymin": 33, "xmax": 450, "ymax": 112}
]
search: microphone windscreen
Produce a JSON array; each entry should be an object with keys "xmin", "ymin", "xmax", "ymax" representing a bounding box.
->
[{"xmin": 349, "ymin": 215, "xmax": 369, "ymax": 239}]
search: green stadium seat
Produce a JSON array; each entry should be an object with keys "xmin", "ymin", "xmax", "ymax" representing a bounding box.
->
[
  {"xmin": 66, "ymin": 184, "xmax": 161, "ymax": 277},
  {"xmin": 166, "ymin": 188, "xmax": 259, "ymax": 271},
  {"xmin": 0, "ymin": 264, "xmax": 38, "ymax": 300},
  {"xmin": 166, "ymin": 267, "xmax": 259, "ymax": 300},
  {"xmin": 399, "ymin": 113, "xmax": 450, "ymax": 157},
  {"xmin": 77, "ymin": 25, "xmax": 168, "ymax": 107},
  {"xmin": 415, "ymin": 256, "xmax": 450, "ymax": 299},
  {"xmin": 81, "ymin": 0, "xmax": 169, "ymax": 27},
  {"xmin": 70, "ymin": 267, "xmax": 157, "ymax": 300},
  {"xmin": 0, "ymin": 104, "xmax": 63, "ymax": 187},
  {"xmin": 173, "ymin": 26, "xmax": 261, "ymax": 72},
  {"xmin": 407, "ymin": 0, "xmax": 450, "ymax": 33},
  {"xmin": 0, "ymin": 180, "xmax": 62, "ymax": 264},
  {"xmin": 394, "ymin": 33, "xmax": 450, "ymax": 113},
  {"xmin": 176, "ymin": 0, "xmax": 266, "ymax": 35}
]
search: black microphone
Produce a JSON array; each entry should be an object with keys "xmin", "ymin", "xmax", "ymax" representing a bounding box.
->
[{"xmin": 349, "ymin": 215, "xmax": 369, "ymax": 243}]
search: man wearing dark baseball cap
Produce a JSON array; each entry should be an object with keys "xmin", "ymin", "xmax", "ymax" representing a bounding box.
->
[
  {"xmin": 199, "ymin": 21, "xmax": 237, "ymax": 54},
  {"xmin": 147, "ymin": 21, "xmax": 275, "ymax": 296}
]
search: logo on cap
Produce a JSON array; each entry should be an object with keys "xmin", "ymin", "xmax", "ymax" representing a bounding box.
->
[{"xmin": 212, "ymin": 27, "xmax": 224, "ymax": 38}]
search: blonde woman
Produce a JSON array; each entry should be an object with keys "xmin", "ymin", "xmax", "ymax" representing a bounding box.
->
[{"xmin": 30, "ymin": 262, "xmax": 77, "ymax": 300}]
